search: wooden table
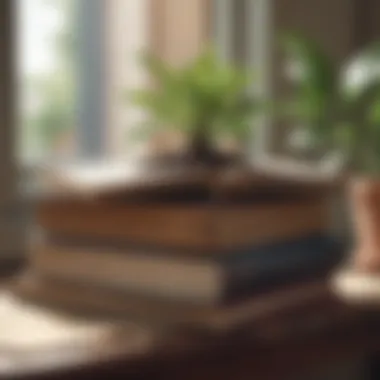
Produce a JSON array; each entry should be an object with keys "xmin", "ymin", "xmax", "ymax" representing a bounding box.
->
[{"xmin": 1, "ymin": 297, "xmax": 380, "ymax": 380}]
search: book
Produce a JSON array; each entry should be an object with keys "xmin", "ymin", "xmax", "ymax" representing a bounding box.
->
[
  {"xmin": 0, "ymin": 290, "xmax": 155, "ymax": 357},
  {"xmin": 36, "ymin": 161, "xmax": 340, "ymax": 201},
  {"xmin": 13, "ymin": 273, "xmax": 352, "ymax": 334},
  {"xmin": 30, "ymin": 234, "xmax": 342, "ymax": 305},
  {"xmin": 37, "ymin": 161, "xmax": 210, "ymax": 200},
  {"xmin": 36, "ymin": 198, "xmax": 329, "ymax": 251}
]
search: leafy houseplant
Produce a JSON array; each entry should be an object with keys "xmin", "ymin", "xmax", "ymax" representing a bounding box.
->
[
  {"xmin": 282, "ymin": 33, "xmax": 380, "ymax": 174},
  {"xmin": 282, "ymin": 33, "xmax": 380, "ymax": 274},
  {"xmin": 130, "ymin": 49, "xmax": 257, "ymax": 166}
]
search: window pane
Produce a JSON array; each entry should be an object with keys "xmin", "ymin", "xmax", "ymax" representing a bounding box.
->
[
  {"xmin": 17, "ymin": 0, "xmax": 211, "ymax": 162},
  {"xmin": 106, "ymin": 0, "xmax": 150, "ymax": 158},
  {"xmin": 17, "ymin": 0, "xmax": 77, "ymax": 162}
]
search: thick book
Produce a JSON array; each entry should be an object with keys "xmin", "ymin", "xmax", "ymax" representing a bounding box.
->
[
  {"xmin": 36, "ymin": 198, "xmax": 329, "ymax": 251},
  {"xmin": 14, "ymin": 274, "xmax": 355, "ymax": 334},
  {"xmin": 36, "ymin": 161, "xmax": 340, "ymax": 201},
  {"xmin": 30, "ymin": 235, "xmax": 342, "ymax": 305}
]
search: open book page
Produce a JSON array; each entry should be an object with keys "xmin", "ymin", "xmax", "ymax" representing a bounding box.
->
[
  {"xmin": 0, "ymin": 291, "xmax": 155, "ymax": 355},
  {"xmin": 36, "ymin": 160, "xmax": 210, "ymax": 198},
  {"xmin": 37, "ymin": 161, "xmax": 147, "ymax": 195},
  {"xmin": 0, "ymin": 291, "xmax": 112, "ymax": 351}
]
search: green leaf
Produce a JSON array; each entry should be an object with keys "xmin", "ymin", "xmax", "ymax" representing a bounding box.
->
[
  {"xmin": 367, "ymin": 95, "xmax": 380, "ymax": 125},
  {"xmin": 281, "ymin": 32, "xmax": 337, "ymax": 130},
  {"xmin": 125, "ymin": 48, "xmax": 258, "ymax": 144},
  {"xmin": 282, "ymin": 32, "xmax": 337, "ymax": 94},
  {"xmin": 341, "ymin": 41, "xmax": 380, "ymax": 101}
]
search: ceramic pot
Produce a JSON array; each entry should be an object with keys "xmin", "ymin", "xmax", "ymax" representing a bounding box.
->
[{"xmin": 350, "ymin": 178, "xmax": 380, "ymax": 272}]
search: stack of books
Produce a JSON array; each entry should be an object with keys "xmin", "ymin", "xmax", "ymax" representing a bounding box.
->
[{"xmin": 18, "ymin": 164, "xmax": 344, "ymax": 333}]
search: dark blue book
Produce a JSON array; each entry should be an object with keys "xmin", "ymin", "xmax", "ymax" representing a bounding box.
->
[
  {"xmin": 220, "ymin": 234, "xmax": 344, "ymax": 302},
  {"xmin": 35, "ymin": 233, "xmax": 344, "ymax": 305}
]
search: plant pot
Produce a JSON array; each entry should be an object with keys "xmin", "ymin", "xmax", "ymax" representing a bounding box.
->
[
  {"xmin": 189, "ymin": 134, "xmax": 246, "ymax": 166},
  {"xmin": 349, "ymin": 177, "xmax": 380, "ymax": 272},
  {"xmin": 331, "ymin": 177, "xmax": 380, "ymax": 303}
]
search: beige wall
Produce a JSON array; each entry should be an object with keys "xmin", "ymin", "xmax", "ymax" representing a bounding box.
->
[
  {"xmin": 150, "ymin": 0, "xmax": 212, "ymax": 65},
  {"xmin": 106, "ymin": 0, "xmax": 212, "ymax": 155},
  {"xmin": 142, "ymin": 0, "xmax": 212, "ymax": 153}
]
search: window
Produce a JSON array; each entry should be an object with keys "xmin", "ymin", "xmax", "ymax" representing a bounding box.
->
[
  {"xmin": 16, "ymin": 0, "xmax": 353, "ymax": 179},
  {"xmin": 17, "ymin": 0, "xmax": 77, "ymax": 162},
  {"xmin": 213, "ymin": 0, "xmax": 272, "ymax": 158},
  {"xmin": 17, "ymin": 0, "xmax": 211, "ymax": 163},
  {"xmin": 213, "ymin": 0, "xmax": 352, "ymax": 180},
  {"xmin": 18, "ymin": 0, "xmax": 276, "ymax": 165},
  {"xmin": 106, "ymin": 0, "xmax": 150, "ymax": 158}
]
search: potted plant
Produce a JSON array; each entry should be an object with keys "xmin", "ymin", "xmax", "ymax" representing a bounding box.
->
[
  {"xmin": 129, "ymin": 49, "xmax": 258, "ymax": 167},
  {"xmin": 282, "ymin": 32, "xmax": 380, "ymax": 296}
]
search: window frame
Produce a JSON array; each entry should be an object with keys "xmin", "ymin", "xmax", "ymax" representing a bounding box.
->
[
  {"xmin": 213, "ymin": 0, "xmax": 273, "ymax": 160},
  {"xmin": 213, "ymin": 0, "xmax": 345, "ymax": 180},
  {"xmin": 76, "ymin": 0, "xmax": 108, "ymax": 159},
  {"xmin": 16, "ymin": 0, "xmax": 347, "ymax": 177}
]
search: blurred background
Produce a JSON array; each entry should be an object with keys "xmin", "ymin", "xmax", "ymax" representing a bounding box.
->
[
  {"xmin": 1, "ymin": 2, "xmax": 380, "ymax": 379},
  {"xmin": 1, "ymin": 0, "xmax": 375, "ymax": 256},
  {"xmin": 15, "ymin": 0, "xmax": 378, "ymax": 163}
]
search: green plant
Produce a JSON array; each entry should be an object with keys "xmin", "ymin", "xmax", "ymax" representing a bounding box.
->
[
  {"xmin": 129, "ymin": 49, "xmax": 257, "ymax": 163},
  {"xmin": 282, "ymin": 32, "xmax": 380, "ymax": 174}
]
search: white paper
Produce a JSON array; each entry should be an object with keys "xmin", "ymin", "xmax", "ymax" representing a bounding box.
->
[{"xmin": 0, "ymin": 292, "xmax": 112, "ymax": 351}]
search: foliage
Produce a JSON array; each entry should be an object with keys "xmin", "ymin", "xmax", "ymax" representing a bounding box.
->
[
  {"xmin": 281, "ymin": 32, "xmax": 339, "ymax": 145},
  {"xmin": 24, "ymin": 0, "xmax": 76, "ymax": 158},
  {"xmin": 28, "ymin": 75, "xmax": 75, "ymax": 150},
  {"xmin": 282, "ymin": 32, "xmax": 380, "ymax": 174},
  {"xmin": 129, "ymin": 49, "xmax": 257, "ymax": 147}
]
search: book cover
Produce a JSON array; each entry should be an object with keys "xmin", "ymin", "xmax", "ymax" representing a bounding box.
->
[
  {"xmin": 31, "ymin": 234, "xmax": 344, "ymax": 305},
  {"xmin": 14, "ymin": 274, "xmax": 347, "ymax": 334},
  {"xmin": 37, "ymin": 198, "xmax": 329, "ymax": 251}
]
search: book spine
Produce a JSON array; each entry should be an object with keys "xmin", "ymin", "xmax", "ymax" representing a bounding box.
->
[
  {"xmin": 222, "ymin": 235, "xmax": 340, "ymax": 267},
  {"xmin": 221, "ymin": 236, "xmax": 343, "ymax": 300},
  {"xmin": 38, "ymin": 199, "xmax": 327, "ymax": 251}
]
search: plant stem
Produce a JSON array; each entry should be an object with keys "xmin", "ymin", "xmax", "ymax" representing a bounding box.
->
[{"xmin": 190, "ymin": 127, "xmax": 214, "ymax": 162}]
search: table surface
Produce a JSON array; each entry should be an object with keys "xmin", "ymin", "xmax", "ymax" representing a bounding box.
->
[
  {"xmin": 1, "ymin": 274, "xmax": 380, "ymax": 380},
  {"xmin": 2, "ymin": 318, "xmax": 380, "ymax": 380}
]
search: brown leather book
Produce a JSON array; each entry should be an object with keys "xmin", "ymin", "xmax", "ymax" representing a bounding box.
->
[
  {"xmin": 36, "ymin": 198, "xmax": 329, "ymax": 251},
  {"xmin": 13, "ymin": 273, "xmax": 348, "ymax": 335}
]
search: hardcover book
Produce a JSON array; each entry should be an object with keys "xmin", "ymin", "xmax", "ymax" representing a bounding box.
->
[
  {"xmin": 37, "ymin": 198, "xmax": 329, "ymax": 251},
  {"xmin": 31, "ymin": 234, "xmax": 342, "ymax": 304}
]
